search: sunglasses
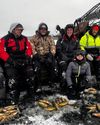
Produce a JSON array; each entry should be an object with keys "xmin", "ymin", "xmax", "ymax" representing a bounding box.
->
[
  {"xmin": 39, "ymin": 28, "xmax": 47, "ymax": 30},
  {"xmin": 15, "ymin": 28, "xmax": 24, "ymax": 31}
]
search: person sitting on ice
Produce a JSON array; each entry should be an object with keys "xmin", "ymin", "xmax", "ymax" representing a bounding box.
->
[{"xmin": 30, "ymin": 22, "xmax": 57, "ymax": 85}]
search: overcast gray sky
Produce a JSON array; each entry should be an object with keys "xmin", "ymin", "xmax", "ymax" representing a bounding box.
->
[{"xmin": 0, "ymin": 0, "xmax": 100, "ymax": 37}]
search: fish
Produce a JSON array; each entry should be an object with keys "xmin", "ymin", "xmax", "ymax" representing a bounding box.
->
[{"xmin": 92, "ymin": 113, "xmax": 100, "ymax": 118}]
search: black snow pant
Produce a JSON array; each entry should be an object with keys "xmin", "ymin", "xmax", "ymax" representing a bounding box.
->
[
  {"xmin": 5, "ymin": 63, "xmax": 34, "ymax": 104},
  {"xmin": 67, "ymin": 75, "xmax": 88, "ymax": 99},
  {"xmin": 33, "ymin": 53, "xmax": 56, "ymax": 86}
]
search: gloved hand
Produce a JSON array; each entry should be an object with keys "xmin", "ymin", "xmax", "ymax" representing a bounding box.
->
[
  {"xmin": 86, "ymin": 54, "xmax": 93, "ymax": 61},
  {"xmin": 5, "ymin": 57, "xmax": 14, "ymax": 67},
  {"xmin": 68, "ymin": 85, "xmax": 73, "ymax": 89},
  {"xmin": 40, "ymin": 56, "xmax": 45, "ymax": 63},
  {"xmin": 47, "ymin": 57, "xmax": 52, "ymax": 64}
]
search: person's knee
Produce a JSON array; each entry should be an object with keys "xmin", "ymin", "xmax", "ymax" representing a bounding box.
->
[
  {"xmin": 86, "ymin": 76, "xmax": 97, "ymax": 88},
  {"xmin": 8, "ymin": 78, "xmax": 17, "ymax": 90}
]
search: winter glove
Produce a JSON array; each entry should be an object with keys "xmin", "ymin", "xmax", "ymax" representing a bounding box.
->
[
  {"xmin": 47, "ymin": 57, "xmax": 52, "ymax": 64},
  {"xmin": 86, "ymin": 54, "xmax": 93, "ymax": 61},
  {"xmin": 68, "ymin": 85, "xmax": 73, "ymax": 89},
  {"xmin": 5, "ymin": 57, "xmax": 14, "ymax": 67},
  {"xmin": 62, "ymin": 71, "xmax": 66, "ymax": 79},
  {"xmin": 40, "ymin": 56, "xmax": 45, "ymax": 63}
]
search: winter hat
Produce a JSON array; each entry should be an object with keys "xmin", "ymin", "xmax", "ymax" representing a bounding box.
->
[
  {"xmin": 65, "ymin": 24, "xmax": 74, "ymax": 31},
  {"xmin": 75, "ymin": 50, "xmax": 85, "ymax": 56},
  {"xmin": 75, "ymin": 50, "xmax": 86, "ymax": 64},
  {"xmin": 91, "ymin": 24, "xmax": 99, "ymax": 31},
  {"xmin": 38, "ymin": 23, "xmax": 48, "ymax": 30},
  {"xmin": 9, "ymin": 23, "xmax": 24, "ymax": 33}
]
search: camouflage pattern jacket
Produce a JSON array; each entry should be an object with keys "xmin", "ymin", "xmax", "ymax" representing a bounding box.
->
[{"xmin": 30, "ymin": 34, "xmax": 56, "ymax": 56}]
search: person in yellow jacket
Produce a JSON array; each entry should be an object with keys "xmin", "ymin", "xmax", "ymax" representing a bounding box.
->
[
  {"xmin": 80, "ymin": 24, "xmax": 100, "ymax": 78},
  {"xmin": 80, "ymin": 24, "xmax": 100, "ymax": 50},
  {"xmin": 80, "ymin": 24, "xmax": 100, "ymax": 60}
]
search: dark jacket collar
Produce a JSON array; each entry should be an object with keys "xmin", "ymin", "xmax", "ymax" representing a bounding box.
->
[
  {"xmin": 62, "ymin": 34, "xmax": 77, "ymax": 41},
  {"xmin": 7, "ymin": 32, "xmax": 23, "ymax": 40}
]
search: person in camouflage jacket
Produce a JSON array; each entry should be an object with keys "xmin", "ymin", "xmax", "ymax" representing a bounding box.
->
[
  {"xmin": 30, "ymin": 23, "xmax": 56, "ymax": 84},
  {"xmin": 30, "ymin": 23, "xmax": 55, "ymax": 56}
]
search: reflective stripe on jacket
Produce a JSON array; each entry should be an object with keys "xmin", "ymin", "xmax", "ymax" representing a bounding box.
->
[{"xmin": 80, "ymin": 32, "xmax": 100, "ymax": 50}]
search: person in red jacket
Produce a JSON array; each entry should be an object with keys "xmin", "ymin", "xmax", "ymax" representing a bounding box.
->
[{"xmin": 0, "ymin": 23, "xmax": 34, "ymax": 104}]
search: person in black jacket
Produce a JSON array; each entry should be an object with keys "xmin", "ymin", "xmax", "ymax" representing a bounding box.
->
[
  {"xmin": 56, "ymin": 24, "xmax": 79, "ymax": 83},
  {"xmin": 66, "ymin": 50, "xmax": 92, "ymax": 98}
]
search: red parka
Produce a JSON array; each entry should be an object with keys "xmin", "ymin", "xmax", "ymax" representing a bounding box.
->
[{"xmin": 0, "ymin": 33, "xmax": 33, "ymax": 62}]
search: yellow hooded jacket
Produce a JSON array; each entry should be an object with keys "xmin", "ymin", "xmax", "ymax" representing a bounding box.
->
[{"xmin": 80, "ymin": 31, "xmax": 100, "ymax": 50}]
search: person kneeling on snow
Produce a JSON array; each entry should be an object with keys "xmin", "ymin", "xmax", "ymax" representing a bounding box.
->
[{"xmin": 66, "ymin": 50, "xmax": 92, "ymax": 98}]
